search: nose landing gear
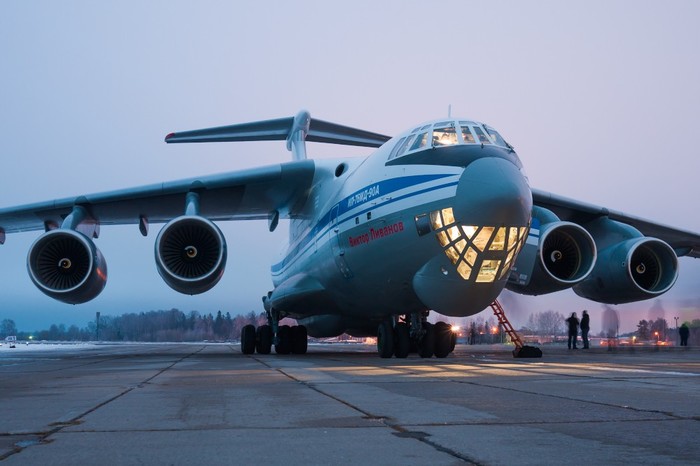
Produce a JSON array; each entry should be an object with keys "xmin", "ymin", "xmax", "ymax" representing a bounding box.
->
[{"xmin": 376, "ymin": 312, "xmax": 456, "ymax": 359}]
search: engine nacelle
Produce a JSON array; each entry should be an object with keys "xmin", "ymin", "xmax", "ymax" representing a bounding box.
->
[
  {"xmin": 507, "ymin": 220, "xmax": 597, "ymax": 295},
  {"xmin": 155, "ymin": 215, "xmax": 227, "ymax": 295},
  {"xmin": 27, "ymin": 229, "xmax": 107, "ymax": 304},
  {"xmin": 574, "ymin": 237, "xmax": 678, "ymax": 303}
]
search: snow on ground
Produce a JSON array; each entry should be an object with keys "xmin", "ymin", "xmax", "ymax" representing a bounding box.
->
[{"xmin": 0, "ymin": 341, "xmax": 98, "ymax": 353}]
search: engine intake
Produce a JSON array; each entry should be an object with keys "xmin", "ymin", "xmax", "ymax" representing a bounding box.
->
[
  {"xmin": 507, "ymin": 221, "xmax": 596, "ymax": 295},
  {"xmin": 574, "ymin": 237, "xmax": 678, "ymax": 303},
  {"xmin": 27, "ymin": 229, "xmax": 107, "ymax": 304},
  {"xmin": 155, "ymin": 216, "xmax": 227, "ymax": 294}
]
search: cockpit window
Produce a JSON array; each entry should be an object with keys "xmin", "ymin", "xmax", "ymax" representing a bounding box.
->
[
  {"xmin": 389, "ymin": 135, "xmax": 415, "ymax": 159},
  {"xmin": 409, "ymin": 132, "xmax": 429, "ymax": 151},
  {"xmin": 484, "ymin": 126, "xmax": 509, "ymax": 148},
  {"xmin": 472, "ymin": 126, "xmax": 492, "ymax": 144},
  {"xmin": 432, "ymin": 124, "xmax": 458, "ymax": 147},
  {"xmin": 388, "ymin": 137, "xmax": 407, "ymax": 160},
  {"xmin": 388, "ymin": 120, "xmax": 514, "ymax": 161},
  {"xmin": 460, "ymin": 125, "xmax": 476, "ymax": 144}
]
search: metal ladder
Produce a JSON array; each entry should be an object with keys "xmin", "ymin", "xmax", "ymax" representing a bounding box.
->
[
  {"xmin": 490, "ymin": 299, "xmax": 542, "ymax": 357},
  {"xmin": 490, "ymin": 299, "xmax": 524, "ymax": 350}
]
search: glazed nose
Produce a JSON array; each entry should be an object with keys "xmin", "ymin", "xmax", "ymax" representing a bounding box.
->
[{"xmin": 453, "ymin": 157, "xmax": 532, "ymax": 226}]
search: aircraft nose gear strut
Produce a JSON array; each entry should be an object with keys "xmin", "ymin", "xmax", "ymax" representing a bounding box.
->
[{"xmin": 376, "ymin": 312, "xmax": 456, "ymax": 359}]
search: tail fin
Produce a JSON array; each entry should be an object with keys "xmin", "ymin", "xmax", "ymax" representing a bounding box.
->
[{"xmin": 165, "ymin": 110, "xmax": 390, "ymax": 160}]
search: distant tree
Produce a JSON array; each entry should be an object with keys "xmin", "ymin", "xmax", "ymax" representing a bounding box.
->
[
  {"xmin": 636, "ymin": 320, "xmax": 651, "ymax": 340},
  {"xmin": 525, "ymin": 310, "xmax": 565, "ymax": 336},
  {"xmin": 1, "ymin": 319, "xmax": 17, "ymax": 337},
  {"xmin": 650, "ymin": 317, "xmax": 669, "ymax": 341},
  {"xmin": 468, "ymin": 321, "xmax": 477, "ymax": 344},
  {"xmin": 537, "ymin": 310, "xmax": 565, "ymax": 336},
  {"xmin": 214, "ymin": 310, "xmax": 225, "ymax": 338}
]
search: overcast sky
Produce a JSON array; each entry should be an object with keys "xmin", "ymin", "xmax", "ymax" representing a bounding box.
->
[{"xmin": 1, "ymin": 1, "xmax": 699, "ymax": 334}]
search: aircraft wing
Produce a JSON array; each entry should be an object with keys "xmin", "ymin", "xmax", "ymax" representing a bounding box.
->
[
  {"xmin": 0, "ymin": 159, "xmax": 316, "ymax": 240},
  {"xmin": 532, "ymin": 188, "xmax": 700, "ymax": 258}
]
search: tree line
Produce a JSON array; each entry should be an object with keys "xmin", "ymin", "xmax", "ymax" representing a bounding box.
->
[
  {"xmin": 2, "ymin": 310, "xmax": 698, "ymax": 344},
  {"xmin": 1, "ymin": 310, "xmax": 272, "ymax": 342}
]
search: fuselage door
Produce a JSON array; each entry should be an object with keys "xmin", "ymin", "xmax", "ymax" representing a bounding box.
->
[{"xmin": 330, "ymin": 204, "xmax": 353, "ymax": 278}]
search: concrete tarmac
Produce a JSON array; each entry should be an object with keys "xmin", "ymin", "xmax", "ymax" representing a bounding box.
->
[{"xmin": 1, "ymin": 342, "xmax": 699, "ymax": 465}]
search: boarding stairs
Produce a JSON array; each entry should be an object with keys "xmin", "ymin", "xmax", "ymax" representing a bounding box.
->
[{"xmin": 490, "ymin": 299, "xmax": 542, "ymax": 358}]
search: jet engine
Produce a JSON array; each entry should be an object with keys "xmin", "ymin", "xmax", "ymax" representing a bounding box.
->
[
  {"xmin": 507, "ymin": 216, "xmax": 597, "ymax": 295},
  {"xmin": 574, "ymin": 237, "xmax": 678, "ymax": 304},
  {"xmin": 155, "ymin": 215, "xmax": 227, "ymax": 294},
  {"xmin": 27, "ymin": 229, "xmax": 107, "ymax": 304}
]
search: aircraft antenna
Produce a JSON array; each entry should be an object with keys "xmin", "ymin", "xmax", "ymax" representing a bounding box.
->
[{"xmin": 448, "ymin": 104, "xmax": 452, "ymax": 118}]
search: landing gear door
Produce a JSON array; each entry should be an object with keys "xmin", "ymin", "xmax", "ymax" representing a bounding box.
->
[{"xmin": 330, "ymin": 204, "xmax": 353, "ymax": 279}]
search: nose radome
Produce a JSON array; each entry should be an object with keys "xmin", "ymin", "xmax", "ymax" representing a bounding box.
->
[{"xmin": 453, "ymin": 158, "xmax": 532, "ymax": 226}]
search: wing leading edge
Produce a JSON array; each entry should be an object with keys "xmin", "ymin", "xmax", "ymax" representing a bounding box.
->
[
  {"xmin": 0, "ymin": 160, "xmax": 316, "ymax": 239},
  {"xmin": 532, "ymin": 188, "xmax": 700, "ymax": 258}
]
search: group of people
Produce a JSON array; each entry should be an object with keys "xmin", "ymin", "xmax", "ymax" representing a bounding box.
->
[
  {"xmin": 565, "ymin": 310, "xmax": 590, "ymax": 349},
  {"xmin": 566, "ymin": 311, "xmax": 693, "ymax": 348}
]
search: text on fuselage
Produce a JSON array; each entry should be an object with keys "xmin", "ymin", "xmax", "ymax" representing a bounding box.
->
[
  {"xmin": 347, "ymin": 184, "xmax": 380, "ymax": 208},
  {"xmin": 348, "ymin": 221, "xmax": 404, "ymax": 247}
]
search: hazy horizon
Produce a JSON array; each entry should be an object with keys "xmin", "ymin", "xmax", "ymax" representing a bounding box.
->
[{"xmin": 2, "ymin": 1, "xmax": 699, "ymax": 335}]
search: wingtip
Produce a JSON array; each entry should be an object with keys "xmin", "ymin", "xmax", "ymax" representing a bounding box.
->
[{"xmin": 164, "ymin": 132, "xmax": 175, "ymax": 142}]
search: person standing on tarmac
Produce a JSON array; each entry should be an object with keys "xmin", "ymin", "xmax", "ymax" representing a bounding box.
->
[
  {"xmin": 679, "ymin": 323, "xmax": 690, "ymax": 346},
  {"xmin": 580, "ymin": 310, "xmax": 590, "ymax": 349},
  {"xmin": 566, "ymin": 312, "xmax": 580, "ymax": 349}
]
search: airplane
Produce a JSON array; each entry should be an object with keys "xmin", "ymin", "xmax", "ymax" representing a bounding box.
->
[{"xmin": 1, "ymin": 110, "xmax": 699, "ymax": 358}]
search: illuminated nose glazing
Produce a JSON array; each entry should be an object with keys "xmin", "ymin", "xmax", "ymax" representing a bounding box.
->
[{"xmin": 430, "ymin": 207, "xmax": 529, "ymax": 282}]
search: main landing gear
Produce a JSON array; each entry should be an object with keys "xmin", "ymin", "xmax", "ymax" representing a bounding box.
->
[
  {"xmin": 240, "ymin": 308, "xmax": 308, "ymax": 355},
  {"xmin": 377, "ymin": 313, "xmax": 456, "ymax": 359}
]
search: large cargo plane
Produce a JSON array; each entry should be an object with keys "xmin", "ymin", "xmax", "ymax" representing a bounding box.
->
[{"xmin": 1, "ymin": 110, "xmax": 698, "ymax": 357}]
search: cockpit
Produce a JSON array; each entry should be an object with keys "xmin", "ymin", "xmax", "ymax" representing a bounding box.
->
[{"xmin": 387, "ymin": 120, "xmax": 512, "ymax": 162}]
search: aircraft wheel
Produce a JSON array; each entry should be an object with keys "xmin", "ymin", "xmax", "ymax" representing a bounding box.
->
[
  {"xmin": 291, "ymin": 325, "xmax": 308, "ymax": 354},
  {"xmin": 434, "ymin": 321, "xmax": 452, "ymax": 358},
  {"xmin": 377, "ymin": 321, "xmax": 394, "ymax": 358},
  {"xmin": 275, "ymin": 325, "xmax": 292, "ymax": 354},
  {"xmin": 241, "ymin": 324, "xmax": 256, "ymax": 355},
  {"xmin": 394, "ymin": 323, "xmax": 410, "ymax": 358},
  {"xmin": 418, "ymin": 322, "xmax": 435, "ymax": 358},
  {"xmin": 256, "ymin": 324, "xmax": 273, "ymax": 354}
]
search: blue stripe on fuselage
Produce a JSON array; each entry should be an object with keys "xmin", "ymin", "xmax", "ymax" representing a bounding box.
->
[{"xmin": 271, "ymin": 174, "xmax": 457, "ymax": 275}]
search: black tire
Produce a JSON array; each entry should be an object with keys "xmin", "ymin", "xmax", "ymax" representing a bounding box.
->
[
  {"xmin": 275, "ymin": 325, "xmax": 292, "ymax": 354},
  {"xmin": 377, "ymin": 321, "xmax": 394, "ymax": 358},
  {"xmin": 434, "ymin": 321, "xmax": 452, "ymax": 358},
  {"xmin": 394, "ymin": 323, "xmax": 410, "ymax": 358},
  {"xmin": 291, "ymin": 325, "xmax": 308, "ymax": 354},
  {"xmin": 241, "ymin": 324, "xmax": 256, "ymax": 355},
  {"xmin": 256, "ymin": 324, "xmax": 273, "ymax": 354},
  {"xmin": 418, "ymin": 322, "xmax": 435, "ymax": 358}
]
